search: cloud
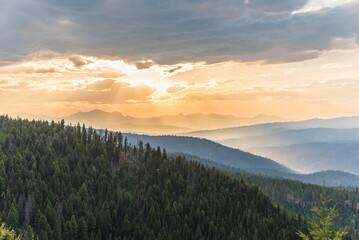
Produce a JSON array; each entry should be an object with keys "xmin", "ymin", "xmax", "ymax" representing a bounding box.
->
[
  {"xmin": 69, "ymin": 56, "xmax": 90, "ymax": 67},
  {"xmin": 320, "ymin": 63, "xmax": 352, "ymax": 69},
  {"xmin": 0, "ymin": 79, "xmax": 29, "ymax": 91},
  {"xmin": 181, "ymin": 88, "xmax": 299, "ymax": 102},
  {"xmin": 1, "ymin": 0, "xmax": 358, "ymax": 65},
  {"xmin": 65, "ymin": 80, "xmax": 155, "ymax": 104},
  {"xmin": 0, "ymin": 77, "xmax": 155, "ymax": 104},
  {"xmin": 277, "ymin": 77, "xmax": 359, "ymax": 102},
  {"xmin": 165, "ymin": 66, "xmax": 183, "ymax": 74},
  {"xmin": 134, "ymin": 60, "xmax": 155, "ymax": 70},
  {"xmin": 166, "ymin": 86, "xmax": 186, "ymax": 93},
  {"xmin": 293, "ymin": 0, "xmax": 354, "ymax": 14}
]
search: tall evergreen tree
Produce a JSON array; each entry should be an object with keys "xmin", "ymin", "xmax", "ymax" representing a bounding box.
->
[{"xmin": 298, "ymin": 188, "xmax": 348, "ymax": 240}]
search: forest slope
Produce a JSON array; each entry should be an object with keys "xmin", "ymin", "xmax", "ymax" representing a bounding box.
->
[
  {"xmin": 233, "ymin": 172, "xmax": 359, "ymax": 238},
  {"xmin": 179, "ymin": 153, "xmax": 359, "ymax": 187},
  {"xmin": 0, "ymin": 116, "xmax": 307, "ymax": 239}
]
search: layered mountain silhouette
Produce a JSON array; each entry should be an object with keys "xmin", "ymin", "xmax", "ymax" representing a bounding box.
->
[
  {"xmin": 13, "ymin": 109, "xmax": 285, "ymax": 134},
  {"xmin": 184, "ymin": 116, "xmax": 359, "ymax": 140},
  {"xmin": 184, "ymin": 117, "xmax": 359, "ymax": 175},
  {"xmin": 14, "ymin": 111, "xmax": 359, "ymax": 186},
  {"xmin": 122, "ymin": 133, "xmax": 293, "ymax": 173},
  {"xmin": 120, "ymin": 132, "xmax": 359, "ymax": 187}
]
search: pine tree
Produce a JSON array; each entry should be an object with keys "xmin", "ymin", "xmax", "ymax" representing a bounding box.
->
[
  {"xmin": 82, "ymin": 124, "xmax": 87, "ymax": 145},
  {"xmin": 24, "ymin": 226, "xmax": 34, "ymax": 240},
  {"xmin": 39, "ymin": 230, "xmax": 48, "ymax": 240},
  {"xmin": 297, "ymin": 187, "xmax": 348, "ymax": 240},
  {"xmin": 78, "ymin": 217, "xmax": 88, "ymax": 240},
  {"xmin": 71, "ymin": 215, "xmax": 78, "ymax": 240},
  {"xmin": 6, "ymin": 204, "xmax": 19, "ymax": 229},
  {"xmin": 53, "ymin": 220, "xmax": 62, "ymax": 240}
]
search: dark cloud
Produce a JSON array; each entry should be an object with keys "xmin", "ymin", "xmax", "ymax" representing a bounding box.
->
[
  {"xmin": 134, "ymin": 61, "xmax": 155, "ymax": 69},
  {"xmin": 1, "ymin": 0, "xmax": 358, "ymax": 64},
  {"xmin": 69, "ymin": 56, "xmax": 89, "ymax": 67},
  {"xmin": 165, "ymin": 66, "xmax": 183, "ymax": 74}
]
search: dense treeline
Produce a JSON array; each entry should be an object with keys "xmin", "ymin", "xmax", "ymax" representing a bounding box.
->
[
  {"xmin": 122, "ymin": 133, "xmax": 290, "ymax": 173},
  {"xmin": 182, "ymin": 152, "xmax": 359, "ymax": 236},
  {"xmin": 233, "ymin": 173, "xmax": 359, "ymax": 239},
  {"xmin": 0, "ymin": 116, "xmax": 308, "ymax": 239}
]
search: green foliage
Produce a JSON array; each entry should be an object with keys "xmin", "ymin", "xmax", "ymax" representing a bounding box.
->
[
  {"xmin": 23, "ymin": 226, "xmax": 34, "ymax": 240},
  {"xmin": 297, "ymin": 188, "xmax": 348, "ymax": 240},
  {"xmin": 232, "ymin": 171, "xmax": 359, "ymax": 239},
  {"xmin": 0, "ymin": 116, "xmax": 309, "ymax": 239},
  {"xmin": 0, "ymin": 222, "xmax": 20, "ymax": 240}
]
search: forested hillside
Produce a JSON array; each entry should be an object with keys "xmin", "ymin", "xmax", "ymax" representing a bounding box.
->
[
  {"xmin": 123, "ymin": 133, "xmax": 292, "ymax": 173},
  {"xmin": 233, "ymin": 172, "xmax": 359, "ymax": 239},
  {"xmin": 0, "ymin": 116, "xmax": 308, "ymax": 239}
]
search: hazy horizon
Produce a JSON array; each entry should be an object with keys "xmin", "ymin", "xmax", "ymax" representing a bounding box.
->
[
  {"xmin": 2, "ymin": 0, "xmax": 359, "ymax": 176},
  {"xmin": 2, "ymin": 1, "xmax": 359, "ymax": 239},
  {"xmin": 7, "ymin": 108, "xmax": 359, "ymax": 124}
]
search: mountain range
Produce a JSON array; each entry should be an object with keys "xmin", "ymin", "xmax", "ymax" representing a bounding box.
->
[
  {"xmin": 184, "ymin": 117, "xmax": 359, "ymax": 175},
  {"xmin": 184, "ymin": 116, "xmax": 359, "ymax": 141},
  {"xmin": 121, "ymin": 133, "xmax": 293, "ymax": 173},
  {"xmin": 13, "ymin": 111, "xmax": 359, "ymax": 186},
  {"xmin": 12, "ymin": 110, "xmax": 285, "ymax": 134},
  {"xmin": 118, "ymin": 132, "xmax": 359, "ymax": 187}
]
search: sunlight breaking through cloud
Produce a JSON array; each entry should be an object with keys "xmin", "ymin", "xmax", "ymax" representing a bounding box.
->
[
  {"xmin": 1, "ymin": 46, "xmax": 359, "ymax": 119},
  {"xmin": 292, "ymin": 0, "xmax": 354, "ymax": 14}
]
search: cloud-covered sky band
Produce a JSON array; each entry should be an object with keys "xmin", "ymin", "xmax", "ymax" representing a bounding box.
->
[{"xmin": 1, "ymin": 0, "xmax": 359, "ymax": 119}]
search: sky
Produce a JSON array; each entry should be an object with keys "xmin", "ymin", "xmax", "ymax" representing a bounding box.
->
[{"xmin": 1, "ymin": 0, "xmax": 359, "ymax": 119}]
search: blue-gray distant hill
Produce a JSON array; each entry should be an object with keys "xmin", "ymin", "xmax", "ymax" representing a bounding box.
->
[
  {"xmin": 122, "ymin": 133, "xmax": 293, "ymax": 174},
  {"xmin": 219, "ymin": 128, "xmax": 359, "ymax": 149},
  {"xmin": 173, "ymin": 153, "xmax": 359, "ymax": 187},
  {"xmin": 184, "ymin": 117, "xmax": 359, "ymax": 176},
  {"xmin": 184, "ymin": 116, "xmax": 359, "ymax": 141},
  {"xmin": 248, "ymin": 141, "xmax": 359, "ymax": 175},
  {"xmin": 97, "ymin": 128, "xmax": 359, "ymax": 187},
  {"xmin": 216, "ymin": 128, "xmax": 359, "ymax": 175}
]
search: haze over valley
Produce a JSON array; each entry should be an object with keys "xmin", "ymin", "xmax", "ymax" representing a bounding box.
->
[
  {"xmin": 2, "ymin": 0, "xmax": 359, "ymax": 239},
  {"xmin": 183, "ymin": 117, "xmax": 359, "ymax": 175},
  {"xmin": 13, "ymin": 108, "xmax": 359, "ymax": 185}
]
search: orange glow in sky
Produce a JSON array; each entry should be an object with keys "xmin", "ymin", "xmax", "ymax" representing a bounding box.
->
[
  {"xmin": 1, "ymin": 0, "xmax": 359, "ymax": 121},
  {"xmin": 1, "ymin": 44, "xmax": 359, "ymax": 120}
]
